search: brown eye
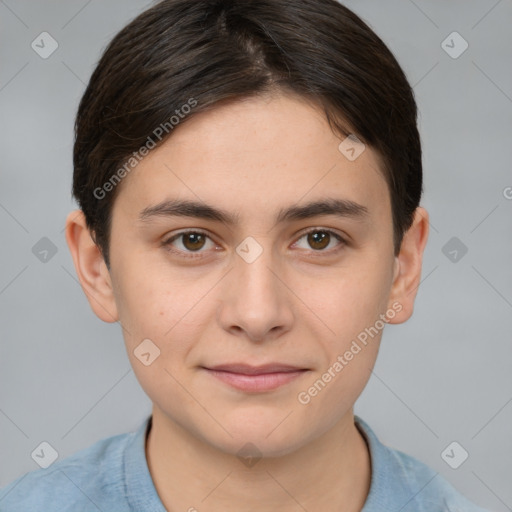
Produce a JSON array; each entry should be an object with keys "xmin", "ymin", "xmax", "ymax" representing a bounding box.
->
[
  {"xmin": 163, "ymin": 230, "xmax": 216, "ymax": 258},
  {"xmin": 294, "ymin": 228, "xmax": 346, "ymax": 253},
  {"xmin": 307, "ymin": 231, "xmax": 330, "ymax": 250},
  {"xmin": 181, "ymin": 232, "xmax": 206, "ymax": 251}
]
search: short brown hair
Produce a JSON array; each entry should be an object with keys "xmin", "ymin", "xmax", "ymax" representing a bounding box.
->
[{"xmin": 72, "ymin": 0, "xmax": 422, "ymax": 268}]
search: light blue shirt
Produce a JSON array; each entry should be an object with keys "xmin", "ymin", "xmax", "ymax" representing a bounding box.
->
[{"xmin": 0, "ymin": 415, "xmax": 489, "ymax": 511}]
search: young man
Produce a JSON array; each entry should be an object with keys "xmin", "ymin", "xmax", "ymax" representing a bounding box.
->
[{"xmin": 0, "ymin": 0, "xmax": 490, "ymax": 510}]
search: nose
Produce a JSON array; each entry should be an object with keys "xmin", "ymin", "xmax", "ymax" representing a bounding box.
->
[{"xmin": 216, "ymin": 240, "xmax": 295, "ymax": 342}]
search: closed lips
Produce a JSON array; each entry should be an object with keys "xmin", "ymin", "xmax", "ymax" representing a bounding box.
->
[{"xmin": 202, "ymin": 364, "xmax": 308, "ymax": 375}]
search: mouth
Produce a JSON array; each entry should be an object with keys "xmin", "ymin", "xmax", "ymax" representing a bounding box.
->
[{"xmin": 200, "ymin": 363, "xmax": 310, "ymax": 392}]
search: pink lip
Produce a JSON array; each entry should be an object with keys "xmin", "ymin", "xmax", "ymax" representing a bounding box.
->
[{"xmin": 202, "ymin": 363, "xmax": 309, "ymax": 392}]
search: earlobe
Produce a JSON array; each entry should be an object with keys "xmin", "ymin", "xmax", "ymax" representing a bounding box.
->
[
  {"xmin": 65, "ymin": 210, "xmax": 119, "ymax": 323},
  {"xmin": 386, "ymin": 206, "xmax": 430, "ymax": 324}
]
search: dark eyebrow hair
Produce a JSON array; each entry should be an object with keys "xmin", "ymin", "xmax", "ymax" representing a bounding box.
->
[{"xmin": 138, "ymin": 197, "xmax": 369, "ymax": 227}]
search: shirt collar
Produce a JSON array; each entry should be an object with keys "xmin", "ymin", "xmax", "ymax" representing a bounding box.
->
[
  {"xmin": 356, "ymin": 415, "xmax": 424, "ymax": 510},
  {"xmin": 124, "ymin": 415, "xmax": 167, "ymax": 512}
]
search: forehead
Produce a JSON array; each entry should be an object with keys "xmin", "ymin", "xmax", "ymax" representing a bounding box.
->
[{"xmin": 114, "ymin": 93, "xmax": 390, "ymax": 226}]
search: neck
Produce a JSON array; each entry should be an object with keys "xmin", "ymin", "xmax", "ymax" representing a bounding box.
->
[{"xmin": 145, "ymin": 406, "xmax": 371, "ymax": 512}]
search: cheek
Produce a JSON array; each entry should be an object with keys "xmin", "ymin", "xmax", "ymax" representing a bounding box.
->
[
  {"xmin": 111, "ymin": 257, "xmax": 191, "ymax": 336},
  {"xmin": 297, "ymin": 274, "xmax": 387, "ymax": 420},
  {"xmin": 307, "ymin": 264, "xmax": 392, "ymax": 345},
  {"xmin": 115, "ymin": 278, "xmax": 200, "ymax": 407},
  {"xmin": 111, "ymin": 261, "xmax": 212, "ymax": 374},
  {"xmin": 295, "ymin": 344, "xmax": 378, "ymax": 441},
  {"xmin": 298, "ymin": 258, "xmax": 392, "ymax": 390}
]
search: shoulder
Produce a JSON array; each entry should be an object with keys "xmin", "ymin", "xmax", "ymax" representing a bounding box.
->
[
  {"xmin": 389, "ymin": 447, "xmax": 489, "ymax": 512},
  {"xmin": 355, "ymin": 416, "xmax": 490, "ymax": 512},
  {"xmin": 0, "ymin": 429, "xmax": 135, "ymax": 512}
]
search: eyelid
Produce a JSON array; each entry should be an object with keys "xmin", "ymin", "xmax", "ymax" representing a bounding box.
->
[
  {"xmin": 295, "ymin": 225, "xmax": 347, "ymax": 241},
  {"xmin": 164, "ymin": 228, "xmax": 212, "ymax": 241}
]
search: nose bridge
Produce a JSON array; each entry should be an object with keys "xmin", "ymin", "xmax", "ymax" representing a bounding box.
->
[
  {"xmin": 218, "ymin": 235, "xmax": 293, "ymax": 339},
  {"xmin": 236, "ymin": 235, "xmax": 283, "ymax": 307}
]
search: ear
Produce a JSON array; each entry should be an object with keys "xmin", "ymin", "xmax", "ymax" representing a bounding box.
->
[
  {"xmin": 65, "ymin": 210, "xmax": 119, "ymax": 323},
  {"xmin": 386, "ymin": 206, "xmax": 429, "ymax": 324}
]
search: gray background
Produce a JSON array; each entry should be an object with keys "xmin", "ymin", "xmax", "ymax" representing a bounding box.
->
[{"xmin": 1, "ymin": 0, "xmax": 511, "ymax": 510}]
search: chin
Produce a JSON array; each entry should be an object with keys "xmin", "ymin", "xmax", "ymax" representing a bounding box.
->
[
  {"xmin": 218, "ymin": 435, "xmax": 305, "ymax": 461},
  {"xmin": 205, "ymin": 417, "xmax": 309, "ymax": 459}
]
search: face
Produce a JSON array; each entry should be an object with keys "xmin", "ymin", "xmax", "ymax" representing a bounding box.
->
[{"xmin": 78, "ymin": 92, "xmax": 415, "ymax": 457}]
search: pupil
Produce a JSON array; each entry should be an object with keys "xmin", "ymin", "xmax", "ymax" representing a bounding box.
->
[
  {"xmin": 309, "ymin": 231, "xmax": 329, "ymax": 250},
  {"xmin": 185, "ymin": 233, "xmax": 204, "ymax": 251}
]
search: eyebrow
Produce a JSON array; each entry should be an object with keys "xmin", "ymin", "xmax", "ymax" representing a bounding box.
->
[{"xmin": 138, "ymin": 197, "xmax": 369, "ymax": 227}]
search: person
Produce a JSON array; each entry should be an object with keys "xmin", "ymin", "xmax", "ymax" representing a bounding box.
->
[{"xmin": 0, "ymin": 0, "xmax": 490, "ymax": 510}]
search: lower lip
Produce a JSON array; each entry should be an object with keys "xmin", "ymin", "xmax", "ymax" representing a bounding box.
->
[{"xmin": 203, "ymin": 369, "xmax": 308, "ymax": 392}]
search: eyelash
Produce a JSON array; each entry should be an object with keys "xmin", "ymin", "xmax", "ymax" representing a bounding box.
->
[{"xmin": 162, "ymin": 228, "xmax": 347, "ymax": 259}]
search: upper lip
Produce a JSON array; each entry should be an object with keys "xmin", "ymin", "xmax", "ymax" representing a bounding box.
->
[{"xmin": 203, "ymin": 363, "xmax": 307, "ymax": 375}]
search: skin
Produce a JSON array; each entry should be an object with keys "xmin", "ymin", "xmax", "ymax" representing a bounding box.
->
[{"xmin": 66, "ymin": 91, "xmax": 429, "ymax": 512}]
